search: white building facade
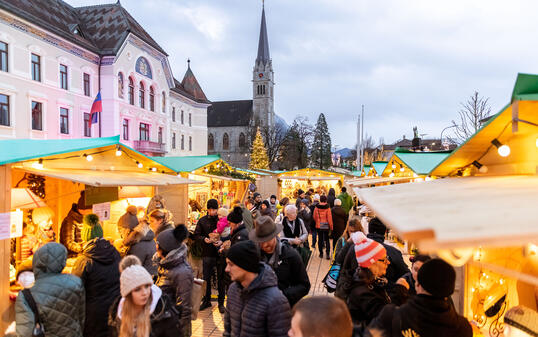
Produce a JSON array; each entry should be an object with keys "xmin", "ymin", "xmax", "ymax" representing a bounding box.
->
[{"xmin": 0, "ymin": 0, "xmax": 209, "ymax": 156}]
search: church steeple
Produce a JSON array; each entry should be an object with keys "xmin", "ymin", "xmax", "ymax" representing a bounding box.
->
[{"xmin": 256, "ymin": 4, "xmax": 270, "ymax": 65}]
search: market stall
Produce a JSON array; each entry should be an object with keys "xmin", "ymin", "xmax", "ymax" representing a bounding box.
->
[
  {"xmin": 234, "ymin": 167, "xmax": 277, "ymax": 200},
  {"xmin": 381, "ymin": 147, "xmax": 451, "ymax": 179},
  {"xmin": 277, "ymin": 168, "xmax": 345, "ymax": 199}
]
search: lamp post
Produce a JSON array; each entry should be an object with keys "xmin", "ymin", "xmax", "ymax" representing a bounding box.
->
[{"xmin": 440, "ymin": 124, "xmax": 457, "ymax": 148}]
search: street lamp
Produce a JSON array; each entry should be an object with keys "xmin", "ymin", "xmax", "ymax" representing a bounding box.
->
[{"xmin": 440, "ymin": 124, "xmax": 458, "ymax": 148}]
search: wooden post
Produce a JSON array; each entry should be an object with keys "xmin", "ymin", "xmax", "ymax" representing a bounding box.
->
[{"xmin": 0, "ymin": 164, "xmax": 12, "ymax": 332}]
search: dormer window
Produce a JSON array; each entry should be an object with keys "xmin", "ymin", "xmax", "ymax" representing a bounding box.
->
[{"xmin": 69, "ymin": 24, "xmax": 85, "ymax": 38}]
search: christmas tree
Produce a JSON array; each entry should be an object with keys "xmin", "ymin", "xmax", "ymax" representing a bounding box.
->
[{"xmin": 249, "ymin": 128, "xmax": 270, "ymax": 169}]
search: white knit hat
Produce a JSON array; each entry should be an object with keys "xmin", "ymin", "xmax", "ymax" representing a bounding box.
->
[
  {"xmin": 351, "ymin": 231, "xmax": 386, "ymax": 268},
  {"xmin": 120, "ymin": 265, "xmax": 153, "ymax": 297}
]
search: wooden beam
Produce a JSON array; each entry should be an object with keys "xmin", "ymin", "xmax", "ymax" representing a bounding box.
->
[{"xmin": 0, "ymin": 165, "xmax": 12, "ymax": 332}]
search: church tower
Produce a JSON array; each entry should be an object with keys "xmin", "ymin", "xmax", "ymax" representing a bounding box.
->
[{"xmin": 252, "ymin": 3, "xmax": 275, "ymax": 128}]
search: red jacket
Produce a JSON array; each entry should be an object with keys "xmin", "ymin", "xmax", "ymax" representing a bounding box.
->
[{"xmin": 313, "ymin": 203, "xmax": 333, "ymax": 230}]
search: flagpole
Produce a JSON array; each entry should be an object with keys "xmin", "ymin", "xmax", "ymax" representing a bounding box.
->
[{"xmin": 98, "ymin": 56, "xmax": 102, "ymax": 137}]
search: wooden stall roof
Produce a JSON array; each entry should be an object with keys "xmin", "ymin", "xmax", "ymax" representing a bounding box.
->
[
  {"xmin": 348, "ymin": 176, "xmax": 413, "ymax": 187},
  {"xmin": 372, "ymin": 161, "xmax": 388, "ymax": 176},
  {"xmin": 386, "ymin": 148, "xmax": 451, "ymax": 176},
  {"xmin": 151, "ymin": 155, "xmax": 221, "ymax": 173},
  {"xmin": 234, "ymin": 168, "xmax": 272, "ymax": 176},
  {"xmin": 356, "ymin": 175, "xmax": 538, "ymax": 252}
]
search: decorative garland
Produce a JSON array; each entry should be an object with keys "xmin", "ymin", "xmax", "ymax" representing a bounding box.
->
[{"xmin": 206, "ymin": 165, "xmax": 256, "ymax": 183}]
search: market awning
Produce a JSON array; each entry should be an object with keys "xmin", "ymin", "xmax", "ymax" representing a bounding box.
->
[
  {"xmin": 348, "ymin": 176, "xmax": 414, "ymax": 187},
  {"xmin": 15, "ymin": 167, "xmax": 202, "ymax": 187},
  {"xmin": 279, "ymin": 176, "xmax": 342, "ymax": 181},
  {"xmin": 356, "ymin": 175, "xmax": 538, "ymax": 251},
  {"xmin": 151, "ymin": 155, "xmax": 221, "ymax": 172},
  {"xmin": 194, "ymin": 173, "xmax": 248, "ymax": 182},
  {"xmin": 372, "ymin": 161, "xmax": 388, "ymax": 176},
  {"xmin": 388, "ymin": 148, "xmax": 451, "ymax": 176}
]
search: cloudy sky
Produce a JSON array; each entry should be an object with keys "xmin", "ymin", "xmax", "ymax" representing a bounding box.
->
[{"xmin": 66, "ymin": 0, "xmax": 538, "ymax": 149}]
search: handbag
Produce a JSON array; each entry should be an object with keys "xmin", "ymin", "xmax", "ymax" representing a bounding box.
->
[
  {"xmin": 295, "ymin": 243, "xmax": 312, "ymax": 267},
  {"xmin": 21, "ymin": 289, "xmax": 45, "ymax": 337},
  {"xmin": 322, "ymin": 262, "xmax": 341, "ymax": 293},
  {"xmin": 190, "ymin": 278, "xmax": 205, "ymax": 320}
]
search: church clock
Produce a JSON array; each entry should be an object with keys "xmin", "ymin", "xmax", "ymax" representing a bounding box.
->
[{"xmin": 258, "ymin": 73, "xmax": 264, "ymax": 78}]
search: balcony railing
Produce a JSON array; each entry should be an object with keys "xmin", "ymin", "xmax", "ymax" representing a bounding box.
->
[{"xmin": 133, "ymin": 140, "xmax": 166, "ymax": 154}]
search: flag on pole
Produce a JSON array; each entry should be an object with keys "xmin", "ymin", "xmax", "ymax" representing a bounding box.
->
[{"xmin": 89, "ymin": 92, "xmax": 102, "ymax": 125}]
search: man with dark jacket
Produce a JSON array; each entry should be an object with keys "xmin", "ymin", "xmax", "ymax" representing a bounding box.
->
[
  {"xmin": 72, "ymin": 236, "xmax": 121, "ymax": 337},
  {"xmin": 367, "ymin": 259, "xmax": 473, "ymax": 337},
  {"xmin": 193, "ymin": 199, "xmax": 225, "ymax": 312},
  {"xmin": 331, "ymin": 199, "xmax": 348, "ymax": 254},
  {"xmin": 224, "ymin": 241, "xmax": 291, "ymax": 337},
  {"xmin": 249, "ymin": 215, "xmax": 310, "ymax": 307},
  {"xmin": 295, "ymin": 189, "xmax": 306, "ymax": 208},
  {"xmin": 367, "ymin": 218, "xmax": 409, "ymax": 285}
]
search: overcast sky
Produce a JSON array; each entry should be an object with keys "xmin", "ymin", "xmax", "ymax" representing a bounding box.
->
[{"xmin": 67, "ymin": 0, "xmax": 538, "ymax": 149}]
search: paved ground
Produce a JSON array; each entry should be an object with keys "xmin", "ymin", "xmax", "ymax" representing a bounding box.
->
[{"xmin": 191, "ymin": 243, "xmax": 331, "ymax": 336}]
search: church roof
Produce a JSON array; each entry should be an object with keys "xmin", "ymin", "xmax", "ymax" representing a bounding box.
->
[
  {"xmin": 256, "ymin": 6, "xmax": 271, "ymax": 65},
  {"xmin": 0, "ymin": 0, "xmax": 167, "ymax": 56},
  {"xmin": 180, "ymin": 62, "xmax": 210, "ymax": 103},
  {"xmin": 208, "ymin": 100, "xmax": 253, "ymax": 127}
]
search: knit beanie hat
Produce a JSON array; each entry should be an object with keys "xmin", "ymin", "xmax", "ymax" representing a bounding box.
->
[
  {"xmin": 207, "ymin": 199, "xmax": 219, "ymax": 210},
  {"xmin": 504, "ymin": 305, "xmax": 538, "ymax": 337},
  {"xmin": 156, "ymin": 225, "xmax": 188, "ymax": 255},
  {"xmin": 226, "ymin": 240, "xmax": 260, "ymax": 273},
  {"xmin": 81, "ymin": 214, "xmax": 103, "ymax": 242},
  {"xmin": 120, "ymin": 265, "xmax": 153, "ymax": 297},
  {"xmin": 118, "ymin": 207, "xmax": 139, "ymax": 230},
  {"xmin": 227, "ymin": 206, "xmax": 243, "ymax": 224},
  {"xmin": 368, "ymin": 217, "xmax": 387, "ymax": 235},
  {"xmin": 417, "ymin": 258, "xmax": 456, "ymax": 298},
  {"xmin": 350, "ymin": 231, "xmax": 386, "ymax": 268}
]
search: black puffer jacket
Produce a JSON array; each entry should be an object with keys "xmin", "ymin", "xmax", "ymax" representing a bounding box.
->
[
  {"xmin": 367, "ymin": 295, "xmax": 473, "ymax": 337},
  {"xmin": 72, "ymin": 238, "xmax": 121, "ymax": 337},
  {"xmin": 60, "ymin": 209, "xmax": 83, "ymax": 257},
  {"xmin": 108, "ymin": 287, "xmax": 181, "ymax": 337},
  {"xmin": 367, "ymin": 233, "xmax": 409, "ymax": 284},
  {"xmin": 261, "ymin": 241, "xmax": 310, "ymax": 307},
  {"xmin": 127, "ymin": 229, "xmax": 157, "ymax": 276},
  {"xmin": 193, "ymin": 214, "xmax": 218, "ymax": 257},
  {"xmin": 224, "ymin": 263, "xmax": 291, "ymax": 337},
  {"xmin": 230, "ymin": 224, "xmax": 249, "ymax": 246},
  {"xmin": 347, "ymin": 270, "xmax": 392, "ymax": 327},
  {"xmin": 331, "ymin": 205, "xmax": 348, "ymax": 240},
  {"xmin": 155, "ymin": 244, "xmax": 193, "ymax": 337}
]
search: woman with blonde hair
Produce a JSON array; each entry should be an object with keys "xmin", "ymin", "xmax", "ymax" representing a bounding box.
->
[{"xmin": 108, "ymin": 265, "xmax": 180, "ymax": 337}]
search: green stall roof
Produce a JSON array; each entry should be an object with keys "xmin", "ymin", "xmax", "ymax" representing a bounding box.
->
[
  {"xmin": 371, "ymin": 161, "xmax": 388, "ymax": 176},
  {"xmin": 393, "ymin": 148, "xmax": 452, "ymax": 175},
  {"xmin": 236, "ymin": 168, "xmax": 271, "ymax": 176},
  {"xmin": 364, "ymin": 165, "xmax": 371, "ymax": 175},
  {"xmin": 151, "ymin": 155, "xmax": 221, "ymax": 172},
  {"xmin": 0, "ymin": 136, "xmax": 121, "ymax": 166}
]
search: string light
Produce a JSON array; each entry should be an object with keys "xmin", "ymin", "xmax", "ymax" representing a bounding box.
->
[
  {"xmin": 136, "ymin": 161, "xmax": 143, "ymax": 168},
  {"xmin": 391, "ymin": 163, "xmax": 396, "ymax": 169},
  {"xmin": 115, "ymin": 146, "xmax": 122, "ymax": 157},
  {"xmin": 150, "ymin": 167, "xmax": 157, "ymax": 172},
  {"xmin": 389, "ymin": 171, "xmax": 395, "ymax": 178},
  {"xmin": 84, "ymin": 154, "xmax": 93, "ymax": 162},
  {"xmin": 491, "ymin": 139, "xmax": 510, "ymax": 157},
  {"xmin": 32, "ymin": 159, "xmax": 44, "ymax": 170}
]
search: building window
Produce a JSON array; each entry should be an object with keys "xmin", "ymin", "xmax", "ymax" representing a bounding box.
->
[
  {"xmin": 139, "ymin": 82, "xmax": 145, "ymax": 108},
  {"xmin": 0, "ymin": 42, "xmax": 7, "ymax": 72},
  {"xmin": 189, "ymin": 136, "xmax": 192, "ymax": 151},
  {"xmin": 0, "ymin": 94, "xmax": 9, "ymax": 126},
  {"xmin": 139, "ymin": 123, "xmax": 149, "ymax": 141},
  {"xmin": 149, "ymin": 87, "xmax": 155, "ymax": 112},
  {"xmin": 31, "ymin": 101, "xmax": 42, "ymax": 131},
  {"xmin": 31, "ymin": 54, "xmax": 40, "ymax": 82},
  {"xmin": 172, "ymin": 107, "xmax": 176, "ymax": 122},
  {"xmin": 263, "ymin": 85, "xmax": 266, "ymax": 95},
  {"xmin": 60, "ymin": 107, "xmax": 69, "ymax": 134},
  {"xmin": 208, "ymin": 133, "xmax": 214, "ymax": 151},
  {"xmin": 128, "ymin": 77, "xmax": 134, "ymax": 105},
  {"xmin": 118, "ymin": 72, "xmax": 124, "ymax": 98},
  {"xmin": 223, "ymin": 133, "xmax": 229, "ymax": 150},
  {"xmin": 181, "ymin": 135, "xmax": 184, "ymax": 150},
  {"xmin": 239, "ymin": 133, "xmax": 246, "ymax": 148},
  {"xmin": 83, "ymin": 73, "xmax": 90, "ymax": 96},
  {"xmin": 172, "ymin": 133, "xmax": 176, "ymax": 149},
  {"xmin": 83, "ymin": 113, "xmax": 91, "ymax": 137},
  {"xmin": 181, "ymin": 110, "xmax": 184, "ymax": 124},
  {"xmin": 123, "ymin": 119, "xmax": 129, "ymax": 140},
  {"xmin": 158, "ymin": 127, "xmax": 163, "ymax": 144},
  {"xmin": 162, "ymin": 92, "xmax": 166, "ymax": 113},
  {"xmin": 189, "ymin": 113, "xmax": 192, "ymax": 127},
  {"xmin": 60, "ymin": 64, "xmax": 68, "ymax": 90}
]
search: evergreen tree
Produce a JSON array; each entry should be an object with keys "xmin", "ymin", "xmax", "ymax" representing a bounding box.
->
[
  {"xmin": 249, "ymin": 128, "xmax": 270, "ymax": 169},
  {"xmin": 311, "ymin": 113, "xmax": 332, "ymax": 169}
]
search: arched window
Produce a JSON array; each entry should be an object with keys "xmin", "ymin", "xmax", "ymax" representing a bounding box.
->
[
  {"xmin": 118, "ymin": 72, "xmax": 124, "ymax": 98},
  {"xmin": 239, "ymin": 133, "xmax": 246, "ymax": 148},
  {"xmin": 263, "ymin": 85, "xmax": 266, "ymax": 95},
  {"xmin": 149, "ymin": 87, "xmax": 155, "ymax": 111},
  {"xmin": 189, "ymin": 136, "xmax": 192, "ymax": 151},
  {"xmin": 208, "ymin": 133, "xmax": 214, "ymax": 150},
  {"xmin": 181, "ymin": 134, "xmax": 184, "ymax": 150},
  {"xmin": 139, "ymin": 82, "xmax": 145, "ymax": 108},
  {"xmin": 223, "ymin": 133, "xmax": 229, "ymax": 150},
  {"xmin": 162, "ymin": 91, "xmax": 166, "ymax": 113},
  {"xmin": 128, "ymin": 77, "xmax": 134, "ymax": 105},
  {"xmin": 181, "ymin": 110, "xmax": 184, "ymax": 124}
]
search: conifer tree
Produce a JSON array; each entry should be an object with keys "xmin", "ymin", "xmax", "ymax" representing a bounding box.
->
[
  {"xmin": 311, "ymin": 113, "xmax": 332, "ymax": 169},
  {"xmin": 249, "ymin": 128, "xmax": 270, "ymax": 169}
]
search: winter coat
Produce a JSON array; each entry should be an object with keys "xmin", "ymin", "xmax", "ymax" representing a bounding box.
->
[
  {"xmin": 367, "ymin": 233, "xmax": 410, "ymax": 285},
  {"xmin": 155, "ymin": 244, "xmax": 193, "ymax": 337},
  {"xmin": 280, "ymin": 217, "xmax": 308, "ymax": 245},
  {"xmin": 297, "ymin": 207, "xmax": 312, "ymax": 232},
  {"xmin": 230, "ymin": 224, "xmax": 249, "ymax": 246},
  {"xmin": 72, "ymin": 238, "xmax": 121, "ymax": 337},
  {"xmin": 327, "ymin": 188, "xmax": 336, "ymax": 208},
  {"xmin": 308, "ymin": 202, "xmax": 319, "ymax": 230},
  {"xmin": 155, "ymin": 221, "xmax": 174, "ymax": 237},
  {"xmin": 367, "ymin": 294, "xmax": 473, "ymax": 337},
  {"xmin": 347, "ymin": 271, "xmax": 392, "ymax": 327},
  {"xmin": 193, "ymin": 214, "xmax": 219, "ymax": 257},
  {"xmin": 108, "ymin": 286, "xmax": 181, "ymax": 337},
  {"xmin": 224, "ymin": 263, "xmax": 291, "ymax": 337},
  {"xmin": 335, "ymin": 241, "xmax": 358, "ymax": 300},
  {"xmin": 126, "ymin": 228, "xmax": 158, "ymax": 276},
  {"xmin": 313, "ymin": 203, "xmax": 333, "ymax": 230},
  {"xmin": 337, "ymin": 191, "xmax": 353, "ymax": 214},
  {"xmin": 16, "ymin": 242, "xmax": 85, "ymax": 337},
  {"xmin": 331, "ymin": 205, "xmax": 348, "ymax": 240},
  {"xmin": 60, "ymin": 209, "xmax": 83, "ymax": 257},
  {"xmin": 261, "ymin": 240, "xmax": 311, "ymax": 307},
  {"xmin": 240, "ymin": 205, "xmax": 254, "ymax": 231}
]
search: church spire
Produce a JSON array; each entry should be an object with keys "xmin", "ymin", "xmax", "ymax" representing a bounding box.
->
[{"xmin": 256, "ymin": 3, "xmax": 270, "ymax": 65}]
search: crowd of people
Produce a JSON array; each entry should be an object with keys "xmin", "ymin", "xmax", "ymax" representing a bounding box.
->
[{"xmin": 11, "ymin": 187, "xmax": 484, "ymax": 337}]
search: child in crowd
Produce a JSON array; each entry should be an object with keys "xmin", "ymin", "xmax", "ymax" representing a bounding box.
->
[{"xmin": 212, "ymin": 207, "xmax": 230, "ymax": 242}]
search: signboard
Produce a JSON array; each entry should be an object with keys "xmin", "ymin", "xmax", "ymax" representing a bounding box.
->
[
  {"xmin": 0, "ymin": 211, "xmax": 23, "ymax": 240},
  {"xmin": 92, "ymin": 202, "xmax": 111, "ymax": 221},
  {"xmin": 85, "ymin": 186, "xmax": 118, "ymax": 206}
]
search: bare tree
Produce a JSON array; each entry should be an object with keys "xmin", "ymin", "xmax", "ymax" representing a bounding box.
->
[
  {"xmin": 280, "ymin": 116, "xmax": 313, "ymax": 169},
  {"xmin": 247, "ymin": 118, "xmax": 288, "ymax": 167},
  {"xmin": 451, "ymin": 91, "xmax": 492, "ymax": 143}
]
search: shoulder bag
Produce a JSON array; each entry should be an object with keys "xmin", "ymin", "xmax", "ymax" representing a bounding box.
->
[{"xmin": 21, "ymin": 289, "xmax": 45, "ymax": 337}]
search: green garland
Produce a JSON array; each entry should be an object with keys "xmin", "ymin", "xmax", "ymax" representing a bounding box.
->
[{"xmin": 206, "ymin": 165, "xmax": 256, "ymax": 183}]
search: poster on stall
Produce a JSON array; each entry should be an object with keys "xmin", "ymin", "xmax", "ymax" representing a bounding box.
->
[
  {"xmin": 0, "ymin": 211, "xmax": 23, "ymax": 240},
  {"xmin": 92, "ymin": 202, "xmax": 111, "ymax": 220}
]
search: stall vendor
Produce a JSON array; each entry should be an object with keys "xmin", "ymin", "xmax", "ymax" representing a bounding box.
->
[{"xmin": 60, "ymin": 192, "xmax": 91, "ymax": 258}]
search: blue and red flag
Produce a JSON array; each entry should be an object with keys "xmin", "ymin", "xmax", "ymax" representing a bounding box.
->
[{"xmin": 89, "ymin": 92, "xmax": 102, "ymax": 125}]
